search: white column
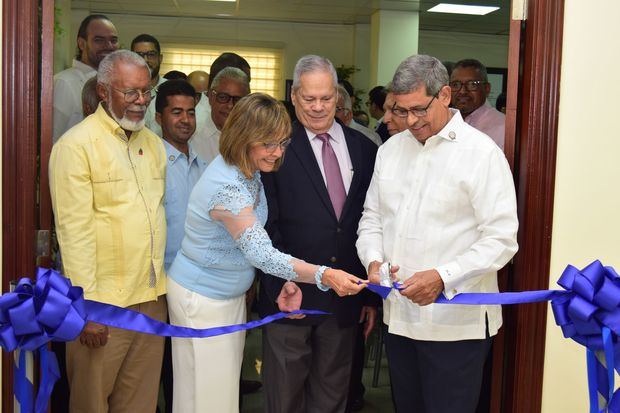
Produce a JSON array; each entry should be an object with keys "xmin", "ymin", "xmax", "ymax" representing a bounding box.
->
[{"xmin": 369, "ymin": 10, "xmax": 419, "ymax": 87}]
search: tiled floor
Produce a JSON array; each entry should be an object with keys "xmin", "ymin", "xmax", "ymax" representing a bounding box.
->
[{"xmin": 240, "ymin": 323, "xmax": 395, "ymax": 413}]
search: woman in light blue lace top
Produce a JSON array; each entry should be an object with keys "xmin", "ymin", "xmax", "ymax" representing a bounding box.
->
[{"xmin": 166, "ymin": 93, "xmax": 366, "ymax": 413}]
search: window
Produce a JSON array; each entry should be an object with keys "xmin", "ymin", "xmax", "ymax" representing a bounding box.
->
[{"xmin": 160, "ymin": 44, "xmax": 283, "ymax": 99}]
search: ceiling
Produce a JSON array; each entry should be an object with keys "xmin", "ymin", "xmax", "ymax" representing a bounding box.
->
[{"xmin": 71, "ymin": 0, "xmax": 510, "ymax": 35}]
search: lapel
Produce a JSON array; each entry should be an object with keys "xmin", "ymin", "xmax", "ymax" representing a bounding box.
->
[
  {"xmin": 340, "ymin": 126, "xmax": 362, "ymax": 220},
  {"xmin": 288, "ymin": 122, "xmax": 338, "ymax": 221}
]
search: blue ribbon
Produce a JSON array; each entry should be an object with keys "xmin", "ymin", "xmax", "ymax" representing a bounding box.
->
[
  {"xmin": 0, "ymin": 268, "xmax": 327, "ymax": 413},
  {"xmin": 366, "ymin": 260, "xmax": 620, "ymax": 413}
]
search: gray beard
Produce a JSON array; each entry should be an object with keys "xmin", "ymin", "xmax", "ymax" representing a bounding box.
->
[
  {"xmin": 108, "ymin": 101, "xmax": 146, "ymax": 132},
  {"xmin": 111, "ymin": 111, "xmax": 146, "ymax": 132}
]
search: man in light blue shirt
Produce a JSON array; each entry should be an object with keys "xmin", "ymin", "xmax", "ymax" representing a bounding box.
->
[
  {"xmin": 155, "ymin": 79, "xmax": 208, "ymax": 270},
  {"xmin": 155, "ymin": 79, "xmax": 208, "ymax": 413}
]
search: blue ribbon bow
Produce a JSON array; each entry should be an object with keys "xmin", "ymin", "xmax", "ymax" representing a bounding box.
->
[
  {"xmin": 0, "ymin": 268, "xmax": 326, "ymax": 413},
  {"xmin": 365, "ymin": 260, "xmax": 620, "ymax": 413}
]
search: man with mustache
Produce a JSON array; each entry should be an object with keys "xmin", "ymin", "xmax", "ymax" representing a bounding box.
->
[
  {"xmin": 53, "ymin": 14, "xmax": 118, "ymax": 142},
  {"xmin": 155, "ymin": 79, "xmax": 208, "ymax": 413},
  {"xmin": 50, "ymin": 50, "xmax": 168, "ymax": 413},
  {"xmin": 450, "ymin": 59, "xmax": 506, "ymax": 150},
  {"xmin": 191, "ymin": 67, "xmax": 250, "ymax": 164},
  {"xmin": 356, "ymin": 54, "xmax": 518, "ymax": 412}
]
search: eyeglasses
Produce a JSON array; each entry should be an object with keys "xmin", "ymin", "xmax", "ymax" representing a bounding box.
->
[
  {"xmin": 391, "ymin": 95, "xmax": 437, "ymax": 118},
  {"xmin": 262, "ymin": 138, "xmax": 292, "ymax": 153},
  {"xmin": 134, "ymin": 51, "xmax": 160, "ymax": 59},
  {"xmin": 335, "ymin": 106, "xmax": 350, "ymax": 113},
  {"xmin": 449, "ymin": 80, "xmax": 486, "ymax": 92},
  {"xmin": 211, "ymin": 91, "xmax": 244, "ymax": 105},
  {"xmin": 110, "ymin": 86, "xmax": 153, "ymax": 103}
]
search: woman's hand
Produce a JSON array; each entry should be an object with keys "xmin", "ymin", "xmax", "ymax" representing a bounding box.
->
[
  {"xmin": 322, "ymin": 269, "xmax": 367, "ymax": 297},
  {"xmin": 276, "ymin": 281, "xmax": 305, "ymax": 319}
]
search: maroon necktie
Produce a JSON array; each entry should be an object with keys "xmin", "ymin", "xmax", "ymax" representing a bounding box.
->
[{"xmin": 315, "ymin": 133, "xmax": 346, "ymax": 219}]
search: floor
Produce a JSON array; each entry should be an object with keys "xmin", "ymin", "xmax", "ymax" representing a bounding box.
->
[{"xmin": 240, "ymin": 320, "xmax": 395, "ymax": 413}]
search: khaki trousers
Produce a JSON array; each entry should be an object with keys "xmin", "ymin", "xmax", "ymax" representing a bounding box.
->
[{"xmin": 66, "ymin": 297, "xmax": 167, "ymax": 413}]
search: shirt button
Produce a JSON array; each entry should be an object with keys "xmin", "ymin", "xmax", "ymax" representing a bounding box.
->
[
  {"xmin": 449, "ymin": 131, "xmax": 456, "ymax": 140},
  {"xmin": 451, "ymin": 289, "xmax": 457, "ymax": 295},
  {"xmin": 169, "ymin": 155, "xmax": 175, "ymax": 161},
  {"xmin": 336, "ymin": 227, "xmax": 341, "ymax": 233},
  {"xmin": 330, "ymin": 256, "xmax": 337, "ymax": 263}
]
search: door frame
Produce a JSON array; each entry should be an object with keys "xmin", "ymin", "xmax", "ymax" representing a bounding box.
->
[
  {"xmin": 497, "ymin": 0, "xmax": 565, "ymax": 411},
  {"xmin": 2, "ymin": 0, "xmax": 54, "ymax": 411}
]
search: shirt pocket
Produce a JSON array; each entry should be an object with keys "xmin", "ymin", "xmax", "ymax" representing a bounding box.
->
[
  {"xmin": 91, "ymin": 170, "xmax": 128, "ymax": 208},
  {"xmin": 140, "ymin": 164, "xmax": 165, "ymax": 206},
  {"xmin": 418, "ymin": 182, "xmax": 468, "ymax": 226},
  {"xmin": 150, "ymin": 164, "xmax": 166, "ymax": 197}
]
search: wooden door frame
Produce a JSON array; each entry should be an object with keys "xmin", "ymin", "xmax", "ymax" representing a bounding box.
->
[
  {"xmin": 1, "ymin": 0, "xmax": 564, "ymax": 411},
  {"xmin": 498, "ymin": 0, "xmax": 565, "ymax": 411},
  {"xmin": 2, "ymin": 0, "xmax": 54, "ymax": 410}
]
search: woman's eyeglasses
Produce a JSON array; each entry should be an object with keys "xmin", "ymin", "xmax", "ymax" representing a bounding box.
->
[{"xmin": 262, "ymin": 138, "xmax": 292, "ymax": 153}]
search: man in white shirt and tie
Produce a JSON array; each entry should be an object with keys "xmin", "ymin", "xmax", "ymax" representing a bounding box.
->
[{"xmin": 356, "ymin": 54, "xmax": 519, "ymax": 413}]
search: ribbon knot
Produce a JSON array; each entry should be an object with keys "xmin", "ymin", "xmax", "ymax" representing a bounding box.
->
[
  {"xmin": 0, "ymin": 268, "xmax": 86, "ymax": 352},
  {"xmin": 551, "ymin": 260, "xmax": 620, "ymax": 349},
  {"xmin": 550, "ymin": 261, "xmax": 620, "ymax": 412}
]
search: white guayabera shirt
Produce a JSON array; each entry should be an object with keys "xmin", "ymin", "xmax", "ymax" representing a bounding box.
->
[
  {"xmin": 53, "ymin": 59, "xmax": 97, "ymax": 142},
  {"xmin": 356, "ymin": 109, "xmax": 518, "ymax": 341}
]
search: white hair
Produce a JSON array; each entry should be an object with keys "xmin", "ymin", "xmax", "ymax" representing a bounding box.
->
[
  {"xmin": 336, "ymin": 85, "xmax": 352, "ymax": 111},
  {"xmin": 292, "ymin": 55, "xmax": 337, "ymax": 91},
  {"xmin": 97, "ymin": 50, "xmax": 150, "ymax": 85},
  {"xmin": 211, "ymin": 66, "xmax": 250, "ymax": 92},
  {"xmin": 391, "ymin": 54, "xmax": 448, "ymax": 96}
]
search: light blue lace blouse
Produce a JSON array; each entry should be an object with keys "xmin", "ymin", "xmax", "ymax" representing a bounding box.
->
[{"xmin": 168, "ymin": 155, "xmax": 298, "ymax": 299}]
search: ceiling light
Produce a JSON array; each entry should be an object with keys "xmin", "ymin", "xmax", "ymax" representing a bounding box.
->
[{"xmin": 427, "ymin": 3, "xmax": 499, "ymax": 15}]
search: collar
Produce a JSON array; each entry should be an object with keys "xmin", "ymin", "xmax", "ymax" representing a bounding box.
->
[
  {"xmin": 162, "ymin": 138, "xmax": 199, "ymax": 165},
  {"xmin": 72, "ymin": 59, "xmax": 97, "ymax": 75},
  {"xmin": 206, "ymin": 111, "xmax": 220, "ymax": 135},
  {"xmin": 305, "ymin": 121, "xmax": 343, "ymax": 143},
  {"xmin": 435, "ymin": 108, "xmax": 463, "ymax": 142},
  {"xmin": 151, "ymin": 76, "xmax": 167, "ymax": 96},
  {"xmin": 465, "ymin": 101, "xmax": 492, "ymax": 123}
]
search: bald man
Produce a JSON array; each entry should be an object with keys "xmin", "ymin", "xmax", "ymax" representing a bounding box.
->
[{"xmin": 188, "ymin": 70, "xmax": 210, "ymax": 136}]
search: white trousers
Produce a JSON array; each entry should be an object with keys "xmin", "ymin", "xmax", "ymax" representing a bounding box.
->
[{"xmin": 167, "ymin": 277, "xmax": 246, "ymax": 413}]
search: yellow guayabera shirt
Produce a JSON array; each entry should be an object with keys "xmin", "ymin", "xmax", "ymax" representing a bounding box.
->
[{"xmin": 50, "ymin": 104, "xmax": 167, "ymax": 307}]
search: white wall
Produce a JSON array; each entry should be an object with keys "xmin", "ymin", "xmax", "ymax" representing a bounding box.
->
[
  {"xmin": 541, "ymin": 1, "xmax": 620, "ymax": 412},
  {"xmin": 418, "ymin": 30, "xmax": 509, "ymax": 68},
  {"xmin": 370, "ymin": 10, "xmax": 419, "ymax": 86}
]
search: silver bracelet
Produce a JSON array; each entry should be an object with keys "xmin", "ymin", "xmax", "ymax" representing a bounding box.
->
[{"xmin": 315, "ymin": 265, "xmax": 331, "ymax": 291}]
